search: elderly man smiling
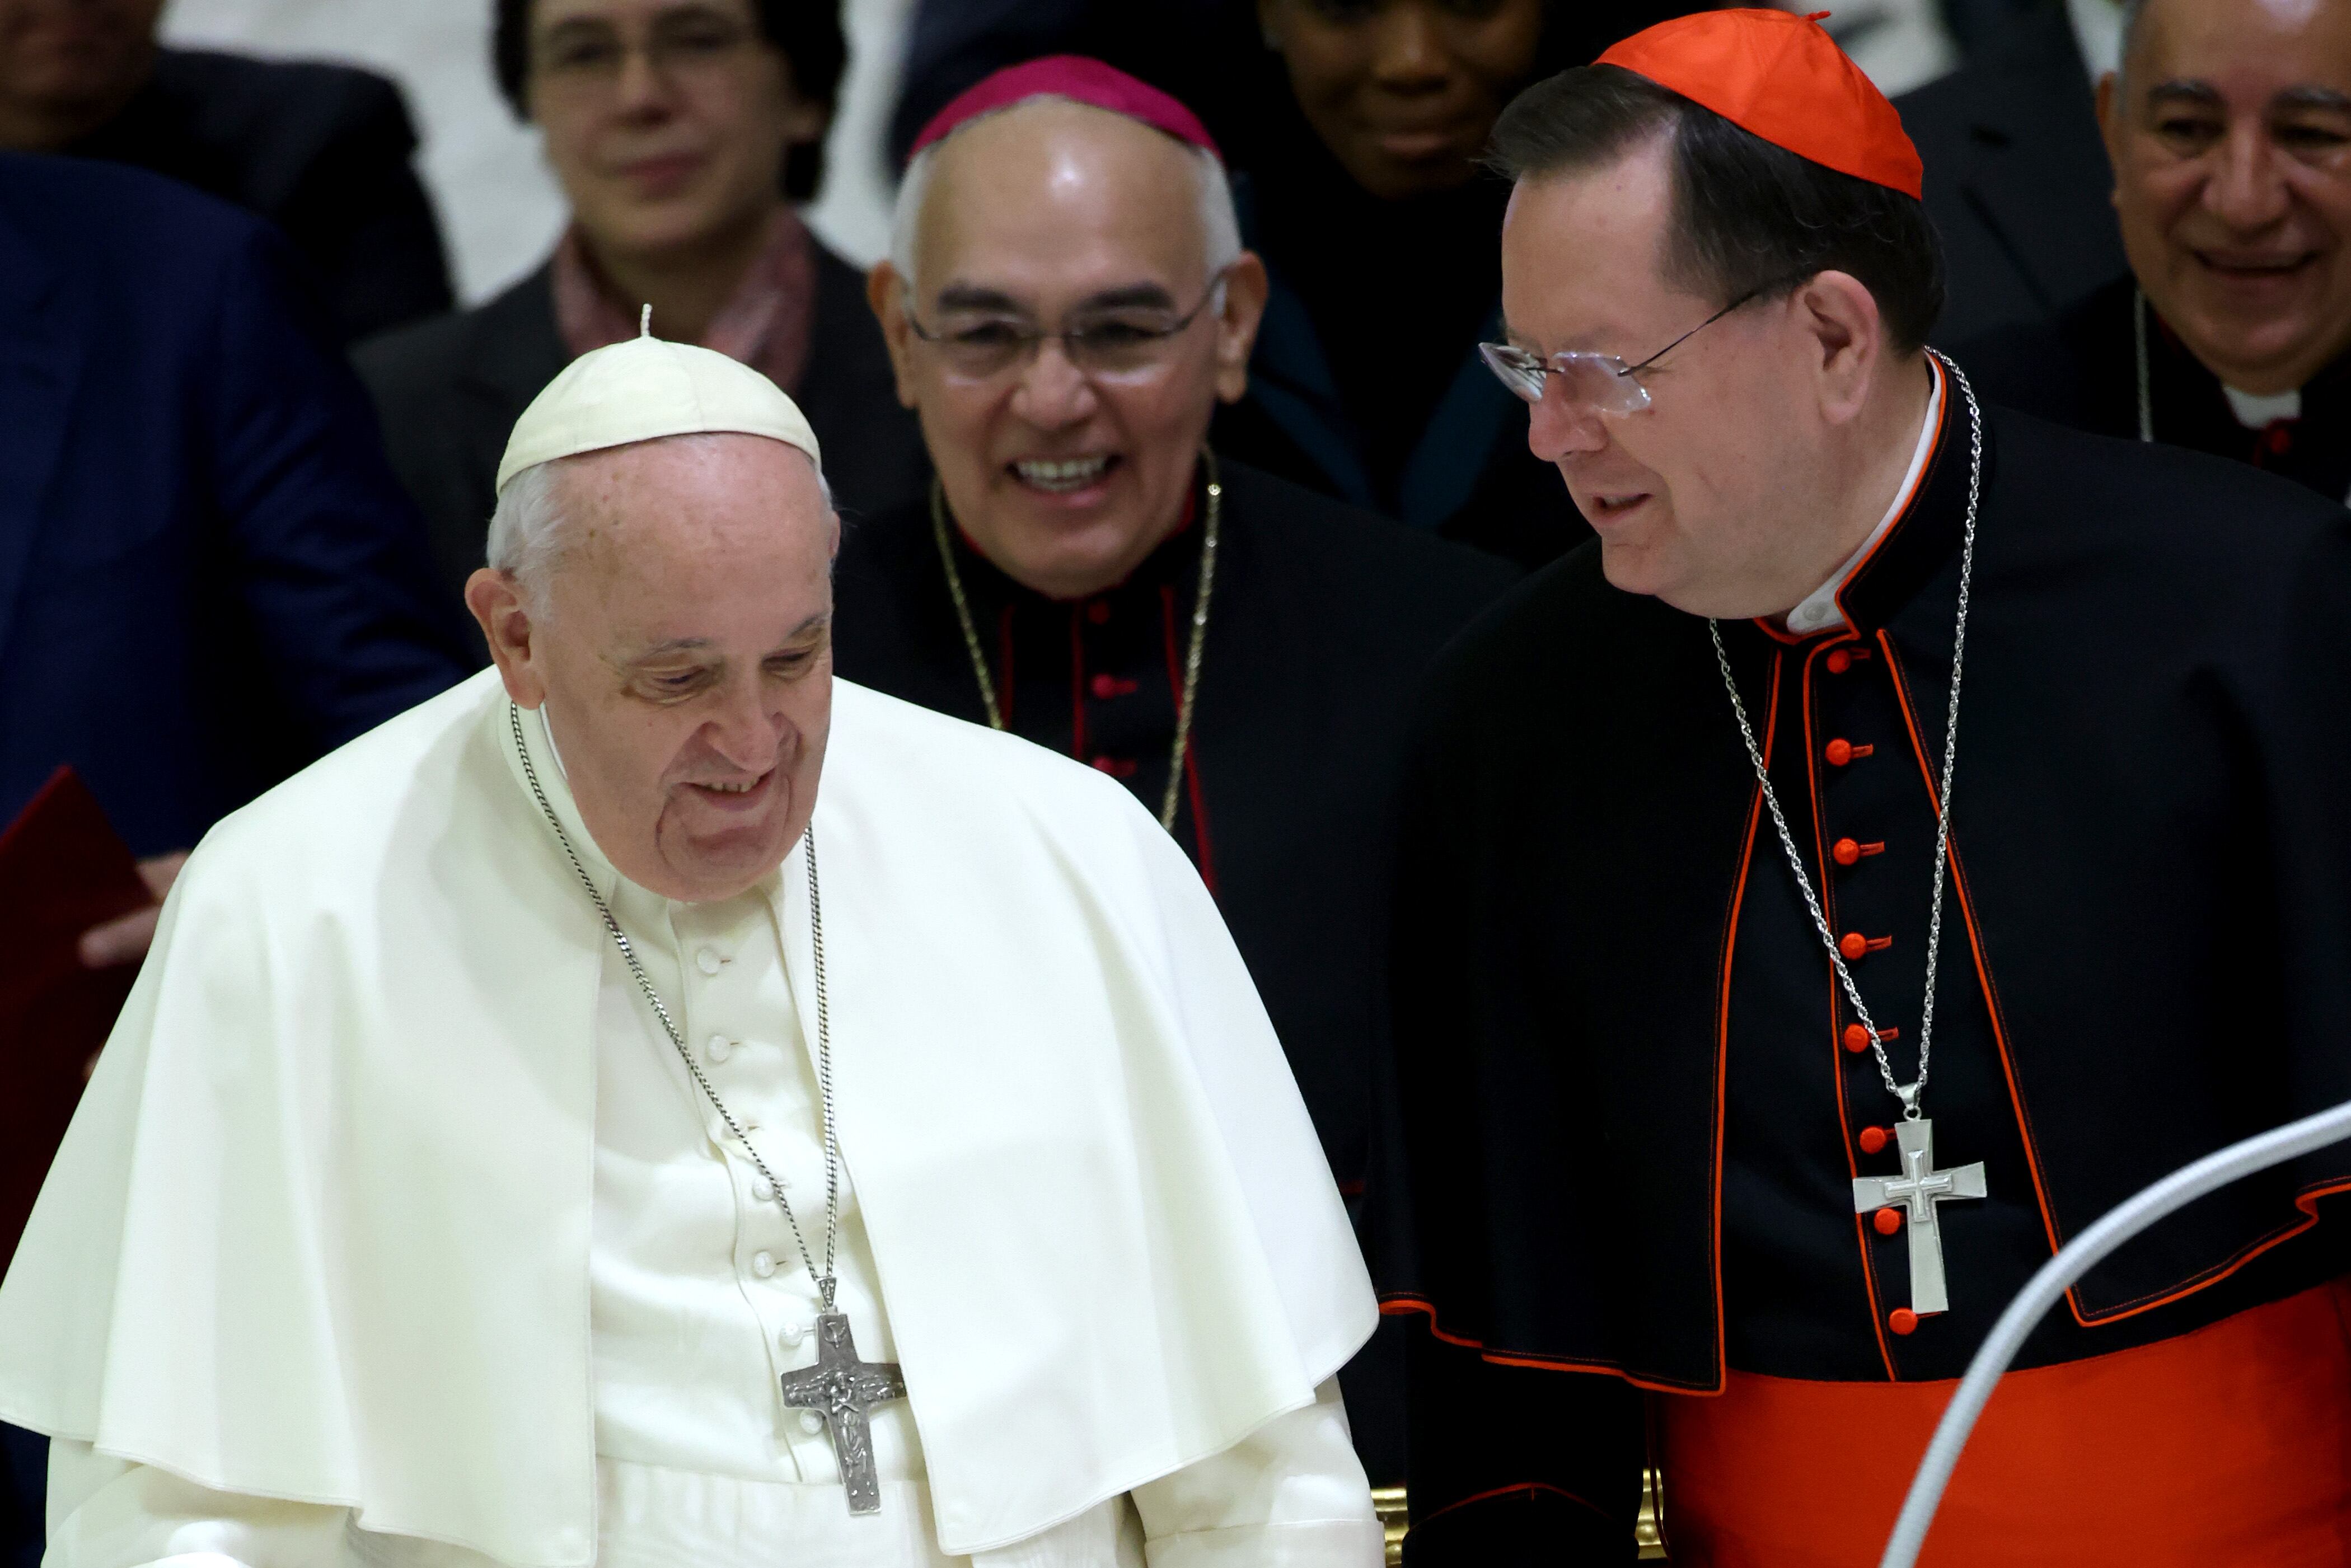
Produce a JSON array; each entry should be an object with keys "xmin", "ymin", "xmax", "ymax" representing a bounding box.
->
[
  {"xmin": 830, "ymin": 57, "xmax": 1518, "ymax": 1490},
  {"xmin": 1960, "ymin": 0, "xmax": 2351, "ymax": 503},
  {"xmin": 0, "ymin": 330, "xmax": 1385, "ymax": 1568}
]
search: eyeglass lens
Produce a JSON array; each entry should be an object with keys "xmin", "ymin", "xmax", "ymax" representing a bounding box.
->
[
  {"xmin": 923, "ymin": 311, "xmax": 1195, "ymax": 379},
  {"xmin": 1479, "ymin": 344, "xmax": 1650, "ymax": 415}
]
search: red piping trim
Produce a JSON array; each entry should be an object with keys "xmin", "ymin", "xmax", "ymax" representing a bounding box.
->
[
  {"xmin": 2080, "ymin": 1178, "xmax": 2351, "ymax": 1321},
  {"xmin": 1879, "ymin": 616, "xmax": 2350, "ymax": 1328},
  {"xmin": 1377, "ymin": 1296, "xmax": 1722, "ymax": 1394},
  {"xmin": 1879, "ymin": 634, "xmax": 2071, "ymax": 1304},
  {"xmin": 1704, "ymin": 653, "xmax": 1785, "ymax": 1388},
  {"xmin": 1411, "ymin": 1482, "xmax": 1614, "ymax": 1533},
  {"xmin": 1828, "ymin": 357, "xmax": 1951, "ymax": 631}
]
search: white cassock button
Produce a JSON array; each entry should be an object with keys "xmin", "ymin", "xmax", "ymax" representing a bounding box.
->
[
  {"xmin": 781, "ymin": 1320, "xmax": 807, "ymax": 1345},
  {"xmin": 752, "ymin": 1251, "xmax": 776, "ymax": 1277},
  {"xmin": 799, "ymin": 1411, "xmax": 824, "ymax": 1435},
  {"xmin": 706, "ymin": 1033, "xmax": 732, "ymax": 1063},
  {"xmin": 696, "ymin": 948, "xmax": 723, "ymax": 975},
  {"xmin": 751, "ymin": 1179, "xmax": 774, "ymax": 1202}
]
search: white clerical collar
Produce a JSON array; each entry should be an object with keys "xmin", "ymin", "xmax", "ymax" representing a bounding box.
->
[
  {"xmin": 540, "ymin": 705, "xmax": 570, "ymax": 781},
  {"xmin": 2224, "ymin": 384, "xmax": 2302, "ymax": 427},
  {"xmin": 1784, "ymin": 363, "xmax": 1946, "ymax": 638},
  {"xmin": 2067, "ymin": 0, "xmax": 2124, "ymax": 83}
]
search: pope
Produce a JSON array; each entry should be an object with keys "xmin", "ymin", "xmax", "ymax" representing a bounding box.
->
[{"xmin": 0, "ymin": 327, "xmax": 1384, "ymax": 1566}]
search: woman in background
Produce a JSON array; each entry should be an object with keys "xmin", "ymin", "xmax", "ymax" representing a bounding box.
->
[{"xmin": 359, "ymin": 0, "xmax": 925, "ymax": 644}]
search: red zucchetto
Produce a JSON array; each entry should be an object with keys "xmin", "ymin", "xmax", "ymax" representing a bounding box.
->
[
  {"xmin": 1596, "ymin": 8, "xmax": 1923, "ymax": 199},
  {"xmin": 906, "ymin": 54, "xmax": 1223, "ymax": 164}
]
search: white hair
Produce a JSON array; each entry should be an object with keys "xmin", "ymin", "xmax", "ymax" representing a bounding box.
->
[
  {"xmin": 888, "ymin": 96, "xmax": 1243, "ymax": 296},
  {"xmin": 487, "ymin": 434, "xmax": 833, "ymax": 617},
  {"xmin": 2116, "ymin": 0, "xmax": 2149, "ymax": 90}
]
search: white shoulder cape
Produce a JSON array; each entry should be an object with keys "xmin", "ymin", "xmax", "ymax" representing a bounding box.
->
[{"xmin": 0, "ymin": 671, "xmax": 1375, "ymax": 1564}]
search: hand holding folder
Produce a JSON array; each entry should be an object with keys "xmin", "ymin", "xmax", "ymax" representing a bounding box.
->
[{"xmin": 0, "ymin": 768, "xmax": 156, "ymax": 1275}]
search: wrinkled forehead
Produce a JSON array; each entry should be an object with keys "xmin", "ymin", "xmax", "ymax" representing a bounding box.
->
[
  {"xmin": 2131, "ymin": 0, "xmax": 2351, "ymax": 100},
  {"xmin": 910, "ymin": 99, "xmax": 1213, "ymax": 307},
  {"xmin": 558, "ymin": 436, "xmax": 830, "ymax": 566}
]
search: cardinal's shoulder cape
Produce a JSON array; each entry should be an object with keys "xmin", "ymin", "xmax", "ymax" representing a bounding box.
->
[{"xmin": 0, "ymin": 669, "xmax": 1375, "ymax": 1564}]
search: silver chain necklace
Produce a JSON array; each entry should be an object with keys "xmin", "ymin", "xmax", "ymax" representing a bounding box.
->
[
  {"xmin": 508, "ymin": 703, "xmax": 908, "ymax": 1514},
  {"xmin": 1706, "ymin": 354, "xmax": 1990, "ymax": 1324},
  {"xmin": 931, "ymin": 447, "xmax": 1222, "ymax": 831}
]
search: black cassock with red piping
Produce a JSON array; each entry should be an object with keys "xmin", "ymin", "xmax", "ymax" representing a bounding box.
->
[
  {"xmin": 830, "ymin": 454, "xmax": 1520, "ymax": 1482},
  {"xmin": 1376, "ymin": 400, "xmax": 2351, "ymax": 1561}
]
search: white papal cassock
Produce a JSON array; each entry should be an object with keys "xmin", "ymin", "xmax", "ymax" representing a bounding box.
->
[{"xmin": 0, "ymin": 669, "xmax": 1383, "ymax": 1568}]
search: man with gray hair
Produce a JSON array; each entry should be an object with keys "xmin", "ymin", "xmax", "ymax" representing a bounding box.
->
[
  {"xmin": 1958, "ymin": 0, "xmax": 2351, "ymax": 504},
  {"xmin": 834, "ymin": 57, "xmax": 1519, "ymax": 1497},
  {"xmin": 0, "ymin": 327, "xmax": 1388, "ymax": 1567}
]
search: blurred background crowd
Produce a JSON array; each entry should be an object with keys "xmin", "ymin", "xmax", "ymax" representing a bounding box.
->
[{"xmin": 5, "ymin": 0, "xmax": 2348, "ymax": 1558}]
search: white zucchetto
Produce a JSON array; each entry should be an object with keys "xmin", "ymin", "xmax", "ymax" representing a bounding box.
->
[{"xmin": 495, "ymin": 308, "xmax": 823, "ymax": 494}]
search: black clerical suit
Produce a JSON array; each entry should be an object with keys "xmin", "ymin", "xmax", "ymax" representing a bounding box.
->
[
  {"xmin": 1380, "ymin": 386, "xmax": 2351, "ymax": 1562},
  {"xmin": 1959, "ymin": 274, "xmax": 2351, "ymax": 504},
  {"xmin": 1894, "ymin": 2, "xmax": 2126, "ymax": 343},
  {"xmin": 67, "ymin": 49, "xmax": 453, "ymax": 344},
  {"xmin": 832, "ymin": 456, "xmax": 1519, "ymax": 1483}
]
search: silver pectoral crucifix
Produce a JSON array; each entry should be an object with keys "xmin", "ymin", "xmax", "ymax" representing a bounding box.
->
[
  {"xmin": 1851, "ymin": 1118, "xmax": 1986, "ymax": 1317},
  {"xmin": 779, "ymin": 1312, "xmax": 908, "ymax": 1514}
]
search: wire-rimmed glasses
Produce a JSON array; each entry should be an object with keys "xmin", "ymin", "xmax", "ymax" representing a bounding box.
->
[
  {"xmin": 903, "ymin": 268, "xmax": 1233, "ymax": 382},
  {"xmin": 1479, "ymin": 284, "xmax": 1769, "ymax": 415}
]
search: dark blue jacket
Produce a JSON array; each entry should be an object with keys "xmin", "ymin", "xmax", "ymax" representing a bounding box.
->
[{"xmin": 0, "ymin": 153, "xmax": 469, "ymax": 860}]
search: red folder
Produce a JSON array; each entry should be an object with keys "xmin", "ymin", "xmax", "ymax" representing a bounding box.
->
[{"xmin": 0, "ymin": 768, "xmax": 152, "ymax": 1275}]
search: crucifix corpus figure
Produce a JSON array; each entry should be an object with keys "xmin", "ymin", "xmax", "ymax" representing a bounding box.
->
[
  {"xmin": 0, "ymin": 318, "xmax": 1389, "ymax": 1566},
  {"xmin": 779, "ymin": 1313, "xmax": 907, "ymax": 1514}
]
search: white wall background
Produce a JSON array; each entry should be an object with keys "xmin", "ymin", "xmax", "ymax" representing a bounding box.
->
[{"xmin": 159, "ymin": 0, "xmax": 912, "ymax": 305}]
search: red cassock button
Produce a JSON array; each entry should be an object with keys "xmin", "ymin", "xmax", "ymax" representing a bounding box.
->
[
  {"xmin": 1839, "ymin": 932, "xmax": 1869, "ymax": 961},
  {"xmin": 1833, "ymin": 837, "xmax": 1862, "ymax": 866},
  {"xmin": 1889, "ymin": 1308, "xmax": 1920, "ymax": 1336},
  {"xmin": 1827, "ymin": 649, "xmax": 1853, "ymax": 675},
  {"xmin": 1858, "ymin": 1125, "xmax": 1889, "ymax": 1154},
  {"xmin": 1090, "ymin": 673, "xmax": 1118, "ymax": 699},
  {"xmin": 1826, "ymin": 738, "xmax": 1854, "ymax": 766},
  {"xmin": 1843, "ymin": 1023, "xmax": 1873, "ymax": 1054},
  {"xmin": 1085, "ymin": 601, "xmax": 1112, "ymax": 625},
  {"xmin": 1874, "ymin": 1207, "xmax": 1904, "ymax": 1236}
]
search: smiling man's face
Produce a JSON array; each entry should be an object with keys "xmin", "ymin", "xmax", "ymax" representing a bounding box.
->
[
  {"xmin": 2100, "ymin": 0, "xmax": 2351, "ymax": 393},
  {"xmin": 870, "ymin": 99, "xmax": 1267, "ymax": 600},
  {"xmin": 473, "ymin": 433, "xmax": 837, "ymax": 904}
]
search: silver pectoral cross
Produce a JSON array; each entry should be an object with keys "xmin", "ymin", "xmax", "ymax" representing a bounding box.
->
[
  {"xmin": 1851, "ymin": 1118, "xmax": 1986, "ymax": 1317},
  {"xmin": 779, "ymin": 1312, "xmax": 908, "ymax": 1514}
]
